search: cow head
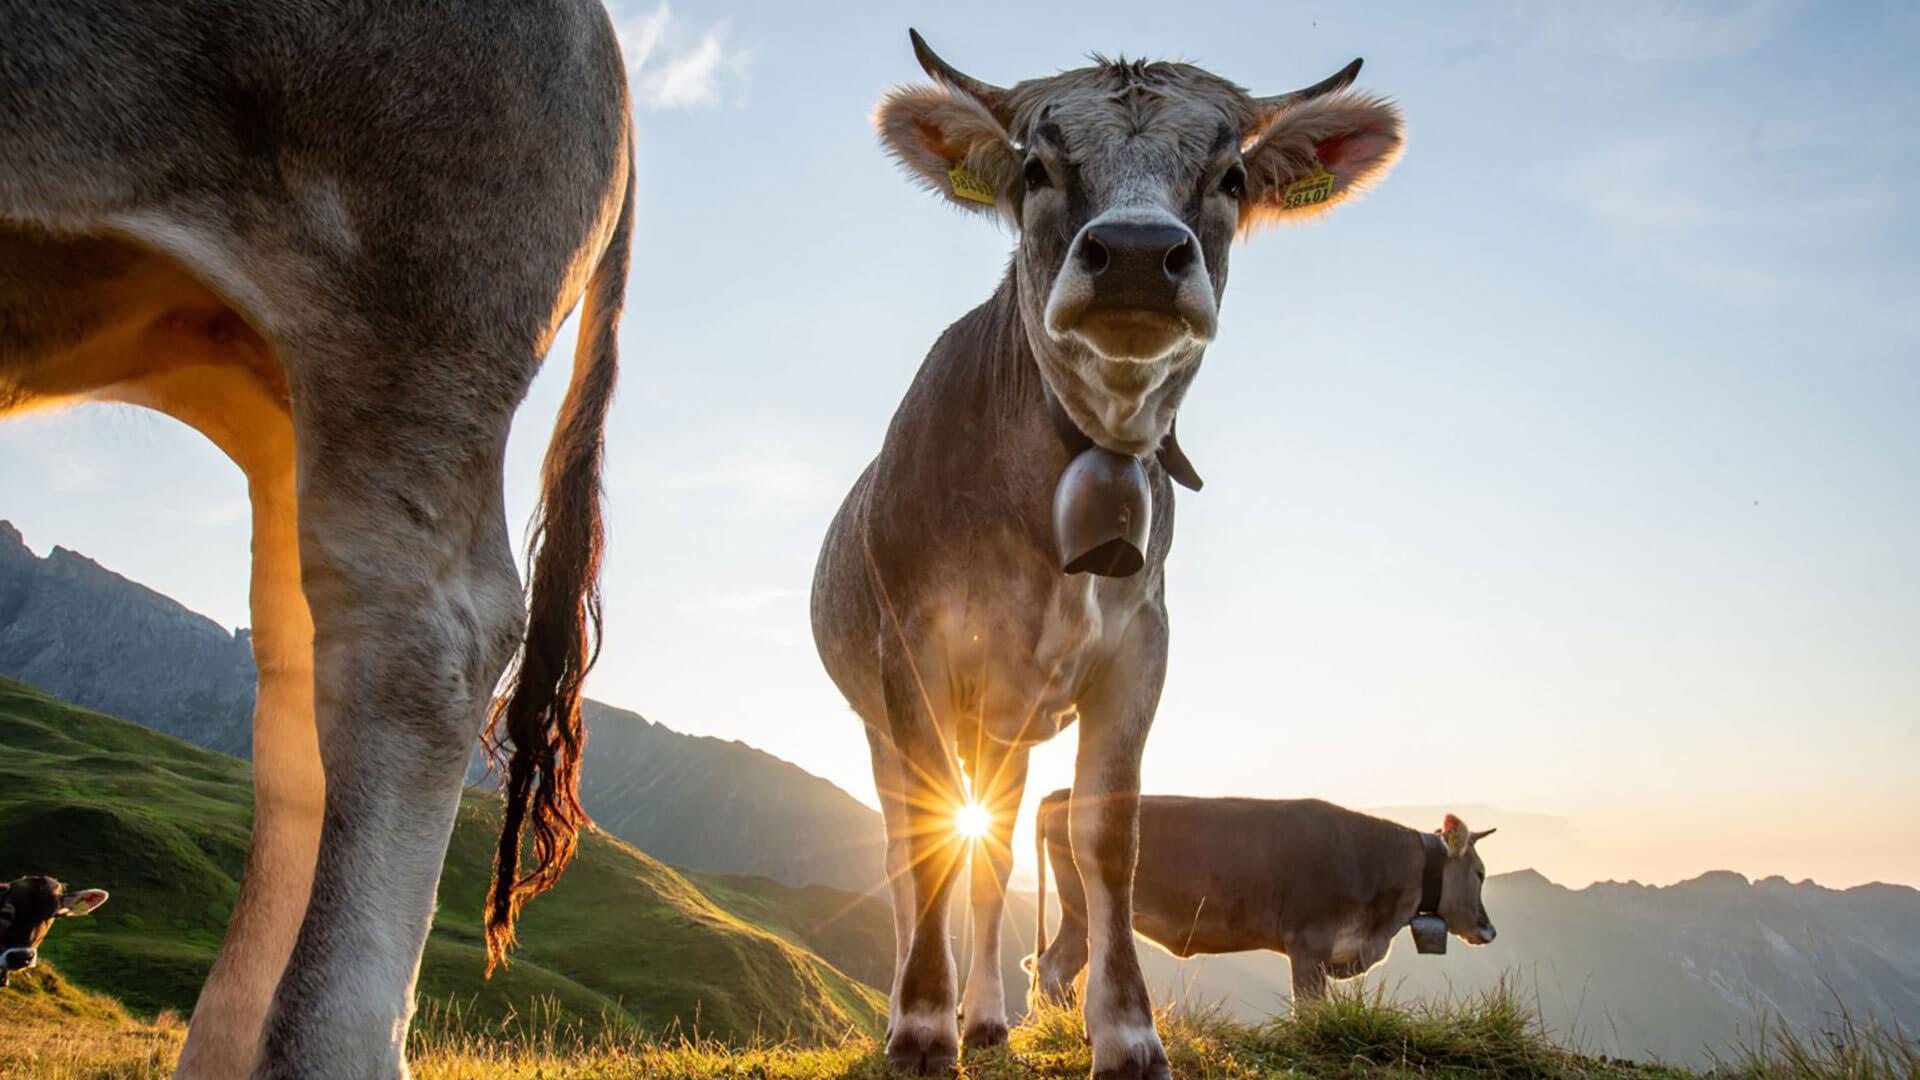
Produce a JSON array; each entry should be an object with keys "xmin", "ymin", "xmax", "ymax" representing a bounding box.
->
[
  {"xmin": 877, "ymin": 31, "xmax": 1402, "ymax": 456},
  {"xmin": 1436, "ymin": 815, "xmax": 1497, "ymax": 946},
  {"xmin": 0, "ymin": 876, "xmax": 108, "ymax": 987}
]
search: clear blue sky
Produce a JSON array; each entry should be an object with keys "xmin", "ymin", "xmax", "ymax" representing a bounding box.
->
[{"xmin": 4, "ymin": 1, "xmax": 1915, "ymax": 888}]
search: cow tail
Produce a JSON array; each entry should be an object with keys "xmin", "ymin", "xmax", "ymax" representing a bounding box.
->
[{"xmin": 482, "ymin": 147, "xmax": 635, "ymax": 975}]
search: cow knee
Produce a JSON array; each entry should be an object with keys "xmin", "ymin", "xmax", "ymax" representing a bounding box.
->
[{"xmin": 300, "ymin": 537, "xmax": 521, "ymax": 762}]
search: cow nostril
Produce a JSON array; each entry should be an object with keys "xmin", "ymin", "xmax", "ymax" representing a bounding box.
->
[
  {"xmin": 1163, "ymin": 236, "xmax": 1196, "ymax": 278},
  {"xmin": 1077, "ymin": 233, "xmax": 1111, "ymax": 276}
]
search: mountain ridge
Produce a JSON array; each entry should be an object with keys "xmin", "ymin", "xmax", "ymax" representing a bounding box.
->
[{"xmin": 2, "ymin": 518, "xmax": 886, "ymax": 892}]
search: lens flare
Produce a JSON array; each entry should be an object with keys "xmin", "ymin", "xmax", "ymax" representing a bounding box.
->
[{"xmin": 954, "ymin": 801, "xmax": 993, "ymax": 841}]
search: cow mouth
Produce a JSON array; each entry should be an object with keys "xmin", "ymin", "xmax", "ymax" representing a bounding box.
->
[{"xmin": 1065, "ymin": 308, "xmax": 1194, "ymax": 362}]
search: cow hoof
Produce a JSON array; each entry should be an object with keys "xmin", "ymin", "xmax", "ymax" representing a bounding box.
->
[
  {"xmin": 887, "ymin": 1027, "xmax": 958, "ymax": 1075},
  {"xmin": 1092, "ymin": 1035, "xmax": 1171, "ymax": 1080},
  {"xmin": 962, "ymin": 1018, "xmax": 1009, "ymax": 1049}
]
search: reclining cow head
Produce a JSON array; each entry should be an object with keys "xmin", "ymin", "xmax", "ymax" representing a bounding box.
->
[
  {"xmin": 876, "ymin": 31, "xmax": 1402, "ymax": 457},
  {"xmin": 0, "ymin": 876, "xmax": 108, "ymax": 987},
  {"xmin": 1436, "ymin": 815, "xmax": 1497, "ymax": 946}
]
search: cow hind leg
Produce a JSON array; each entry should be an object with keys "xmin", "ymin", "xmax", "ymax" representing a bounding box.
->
[
  {"xmin": 117, "ymin": 365, "xmax": 324, "ymax": 1080},
  {"xmin": 958, "ymin": 743, "xmax": 1027, "ymax": 1050},
  {"xmin": 249, "ymin": 343, "xmax": 529, "ymax": 1078},
  {"xmin": 1032, "ymin": 809, "xmax": 1090, "ymax": 1007},
  {"xmin": 177, "ymin": 436, "xmax": 320, "ymax": 1077}
]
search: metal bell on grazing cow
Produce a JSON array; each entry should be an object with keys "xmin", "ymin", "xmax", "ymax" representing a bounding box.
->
[{"xmin": 1054, "ymin": 446, "xmax": 1152, "ymax": 577}]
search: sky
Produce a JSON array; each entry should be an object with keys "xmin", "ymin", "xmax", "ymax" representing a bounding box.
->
[{"xmin": 3, "ymin": 1, "xmax": 1916, "ymax": 891}]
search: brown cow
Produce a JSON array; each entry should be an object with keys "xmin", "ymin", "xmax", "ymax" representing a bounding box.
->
[
  {"xmin": 3, "ymin": 4, "xmax": 631, "ymax": 1075},
  {"xmin": 1028, "ymin": 790, "xmax": 1497, "ymax": 1002},
  {"xmin": 812, "ymin": 30, "xmax": 1402, "ymax": 1078},
  {"xmin": 0, "ymin": 876, "xmax": 108, "ymax": 988}
]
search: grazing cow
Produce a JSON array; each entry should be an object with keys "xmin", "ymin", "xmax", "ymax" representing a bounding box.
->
[
  {"xmin": 811, "ymin": 30, "xmax": 1402, "ymax": 1077},
  {"xmin": 0, "ymin": 877, "xmax": 109, "ymax": 988},
  {"xmin": 1028, "ymin": 791, "xmax": 1498, "ymax": 1002},
  {"xmin": 2, "ymin": 3, "xmax": 632, "ymax": 1075}
]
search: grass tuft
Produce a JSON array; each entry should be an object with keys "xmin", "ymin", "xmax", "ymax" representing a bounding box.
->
[{"xmin": 1718, "ymin": 997, "xmax": 1920, "ymax": 1080}]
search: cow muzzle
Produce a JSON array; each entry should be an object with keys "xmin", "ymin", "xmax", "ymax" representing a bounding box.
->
[
  {"xmin": 1, "ymin": 947, "xmax": 36, "ymax": 972},
  {"xmin": 1045, "ymin": 214, "xmax": 1217, "ymax": 361}
]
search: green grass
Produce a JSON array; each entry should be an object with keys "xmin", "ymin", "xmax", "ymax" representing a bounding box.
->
[
  {"xmin": 0, "ymin": 676, "xmax": 882, "ymax": 1044},
  {"xmin": 8, "ymin": 976, "xmax": 1910, "ymax": 1079}
]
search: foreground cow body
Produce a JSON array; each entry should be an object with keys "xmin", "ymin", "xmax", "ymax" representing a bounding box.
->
[
  {"xmin": 0, "ymin": 877, "xmax": 108, "ymax": 988},
  {"xmin": 1030, "ymin": 792, "xmax": 1497, "ymax": 1001},
  {"xmin": 2, "ymin": 3, "xmax": 631, "ymax": 1075},
  {"xmin": 812, "ymin": 31, "xmax": 1401, "ymax": 1078}
]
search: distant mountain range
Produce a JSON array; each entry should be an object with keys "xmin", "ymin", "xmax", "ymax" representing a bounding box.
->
[
  {"xmin": 0, "ymin": 521, "xmax": 256, "ymax": 755},
  {"xmin": 3, "ymin": 519, "xmax": 1917, "ymax": 1066},
  {"xmin": 0, "ymin": 519, "xmax": 884, "ymax": 893}
]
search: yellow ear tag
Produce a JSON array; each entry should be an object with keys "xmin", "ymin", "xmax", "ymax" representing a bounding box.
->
[
  {"xmin": 947, "ymin": 163, "xmax": 997, "ymax": 206},
  {"xmin": 1281, "ymin": 162, "xmax": 1336, "ymax": 210}
]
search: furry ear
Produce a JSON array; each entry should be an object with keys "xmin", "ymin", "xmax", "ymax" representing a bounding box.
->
[
  {"xmin": 1240, "ymin": 91, "xmax": 1402, "ymax": 234},
  {"xmin": 1440, "ymin": 814, "xmax": 1472, "ymax": 858},
  {"xmin": 57, "ymin": 889, "xmax": 108, "ymax": 917},
  {"xmin": 875, "ymin": 84, "xmax": 1019, "ymax": 217}
]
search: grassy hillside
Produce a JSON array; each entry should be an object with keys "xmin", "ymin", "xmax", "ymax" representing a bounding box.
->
[{"xmin": 0, "ymin": 676, "xmax": 882, "ymax": 1043}]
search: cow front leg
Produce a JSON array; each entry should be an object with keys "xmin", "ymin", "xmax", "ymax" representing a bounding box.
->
[
  {"xmin": 1071, "ymin": 627, "xmax": 1171, "ymax": 1080},
  {"xmin": 249, "ymin": 413, "xmax": 525, "ymax": 1079},
  {"xmin": 1289, "ymin": 950, "xmax": 1330, "ymax": 1003},
  {"xmin": 862, "ymin": 724, "xmax": 917, "ymax": 1030},
  {"xmin": 959, "ymin": 742, "xmax": 1027, "ymax": 1050},
  {"xmin": 882, "ymin": 649, "xmax": 966, "ymax": 1075}
]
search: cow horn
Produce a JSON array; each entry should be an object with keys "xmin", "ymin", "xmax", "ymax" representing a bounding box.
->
[
  {"xmin": 909, "ymin": 29, "xmax": 1015, "ymax": 126},
  {"xmin": 1250, "ymin": 57, "xmax": 1363, "ymax": 127}
]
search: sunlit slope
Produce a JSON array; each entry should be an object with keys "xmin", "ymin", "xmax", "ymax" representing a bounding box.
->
[{"xmin": 0, "ymin": 677, "xmax": 882, "ymax": 1042}]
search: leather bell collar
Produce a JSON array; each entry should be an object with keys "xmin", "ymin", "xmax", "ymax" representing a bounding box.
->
[{"xmin": 1409, "ymin": 831, "xmax": 1450, "ymax": 955}]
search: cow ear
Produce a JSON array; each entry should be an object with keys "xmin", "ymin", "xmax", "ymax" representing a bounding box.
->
[
  {"xmin": 1440, "ymin": 814, "xmax": 1471, "ymax": 858},
  {"xmin": 1239, "ymin": 91, "xmax": 1402, "ymax": 235},
  {"xmin": 57, "ymin": 889, "xmax": 108, "ymax": 917},
  {"xmin": 875, "ymin": 84, "xmax": 1019, "ymax": 219}
]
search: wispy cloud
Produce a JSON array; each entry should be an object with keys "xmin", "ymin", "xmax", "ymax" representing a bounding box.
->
[
  {"xmin": 1512, "ymin": 0, "xmax": 1794, "ymax": 63},
  {"xmin": 1554, "ymin": 120, "xmax": 1910, "ymax": 314},
  {"xmin": 616, "ymin": 3, "xmax": 751, "ymax": 111}
]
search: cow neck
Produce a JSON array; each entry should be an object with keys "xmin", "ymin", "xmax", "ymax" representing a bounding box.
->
[
  {"xmin": 1417, "ymin": 832, "xmax": 1447, "ymax": 916},
  {"xmin": 1041, "ymin": 380, "xmax": 1205, "ymax": 493}
]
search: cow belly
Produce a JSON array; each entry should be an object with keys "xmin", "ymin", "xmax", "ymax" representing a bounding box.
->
[
  {"xmin": 945, "ymin": 571, "xmax": 1153, "ymax": 747},
  {"xmin": 0, "ymin": 229, "xmax": 271, "ymax": 415},
  {"xmin": 1327, "ymin": 923, "xmax": 1388, "ymax": 977}
]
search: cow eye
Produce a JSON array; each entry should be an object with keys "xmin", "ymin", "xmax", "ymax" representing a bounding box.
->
[
  {"xmin": 1218, "ymin": 164, "xmax": 1247, "ymax": 201},
  {"xmin": 1023, "ymin": 158, "xmax": 1051, "ymax": 192}
]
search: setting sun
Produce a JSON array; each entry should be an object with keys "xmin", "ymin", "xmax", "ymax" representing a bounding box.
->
[{"xmin": 954, "ymin": 801, "xmax": 993, "ymax": 841}]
